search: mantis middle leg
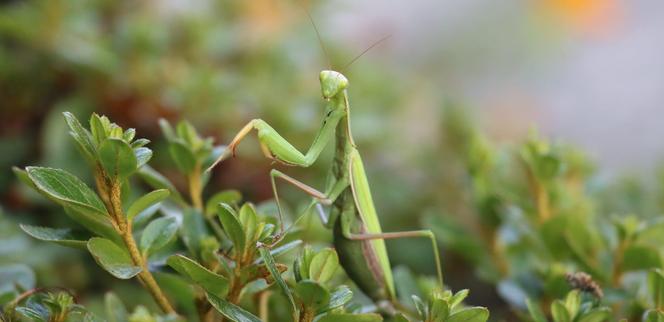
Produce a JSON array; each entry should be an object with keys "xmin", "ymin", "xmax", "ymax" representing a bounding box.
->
[{"xmin": 269, "ymin": 169, "xmax": 348, "ymax": 240}]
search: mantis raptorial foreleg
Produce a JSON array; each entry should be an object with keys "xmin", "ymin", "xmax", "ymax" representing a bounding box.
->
[{"xmin": 207, "ymin": 106, "xmax": 345, "ymax": 171}]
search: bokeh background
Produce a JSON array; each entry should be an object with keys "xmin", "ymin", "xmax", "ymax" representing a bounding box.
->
[{"xmin": 2, "ymin": 0, "xmax": 662, "ymax": 319}]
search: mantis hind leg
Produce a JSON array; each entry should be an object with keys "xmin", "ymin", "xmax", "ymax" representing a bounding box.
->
[
  {"xmin": 347, "ymin": 150, "xmax": 444, "ymax": 289},
  {"xmin": 345, "ymin": 229, "xmax": 444, "ymax": 288}
]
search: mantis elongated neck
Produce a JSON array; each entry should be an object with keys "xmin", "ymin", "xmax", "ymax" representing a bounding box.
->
[{"xmin": 332, "ymin": 90, "xmax": 355, "ymax": 177}]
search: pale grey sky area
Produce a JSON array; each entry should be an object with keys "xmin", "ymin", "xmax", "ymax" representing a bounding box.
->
[{"xmin": 322, "ymin": 0, "xmax": 664, "ymax": 174}]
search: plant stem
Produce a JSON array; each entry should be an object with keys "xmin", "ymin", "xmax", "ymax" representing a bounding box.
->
[
  {"xmin": 189, "ymin": 163, "xmax": 204, "ymax": 211},
  {"xmin": 103, "ymin": 179, "xmax": 176, "ymax": 314}
]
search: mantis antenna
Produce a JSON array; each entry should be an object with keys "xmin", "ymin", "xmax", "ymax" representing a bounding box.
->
[
  {"xmin": 301, "ymin": 4, "xmax": 333, "ymax": 70},
  {"xmin": 341, "ymin": 34, "xmax": 392, "ymax": 72}
]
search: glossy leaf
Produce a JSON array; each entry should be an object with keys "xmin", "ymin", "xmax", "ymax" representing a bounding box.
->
[
  {"xmin": 206, "ymin": 292, "xmax": 261, "ymax": 322},
  {"xmin": 526, "ymin": 298, "xmax": 547, "ymax": 322},
  {"xmin": 87, "ymin": 238, "xmax": 141, "ymax": 279},
  {"xmin": 127, "ymin": 189, "xmax": 169, "ymax": 222},
  {"xmin": 448, "ymin": 307, "xmax": 490, "ymax": 322},
  {"xmin": 63, "ymin": 112, "xmax": 96, "ymax": 162},
  {"xmin": 317, "ymin": 313, "xmax": 383, "ymax": 322},
  {"xmin": 551, "ymin": 300, "xmax": 571, "ymax": 322},
  {"xmin": 98, "ymin": 138, "xmax": 138, "ymax": 179},
  {"xmin": 648, "ymin": 269, "xmax": 664, "ymax": 309},
  {"xmin": 63, "ymin": 205, "xmax": 119, "ymax": 242},
  {"xmin": 205, "ymin": 190, "xmax": 242, "ymax": 217},
  {"xmin": 26, "ymin": 167, "xmax": 107, "ymax": 214},
  {"xmin": 167, "ymin": 255, "xmax": 229, "ymax": 298},
  {"xmin": 577, "ymin": 308, "xmax": 611, "ymax": 322},
  {"xmin": 319, "ymin": 285, "xmax": 353, "ymax": 313},
  {"xmin": 622, "ymin": 245, "xmax": 661, "ymax": 272},
  {"xmin": 643, "ymin": 310, "xmax": 664, "ymax": 322},
  {"xmin": 20, "ymin": 224, "xmax": 89, "ymax": 249},
  {"xmin": 217, "ymin": 203, "xmax": 245, "ymax": 252},
  {"xmin": 134, "ymin": 147, "xmax": 153, "ymax": 169},
  {"xmin": 294, "ymin": 280, "xmax": 330, "ymax": 311},
  {"xmin": 309, "ymin": 248, "xmax": 339, "ymax": 284},
  {"xmin": 140, "ymin": 217, "xmax": 178, "ymax": 256},
  {"xmin": 258, "ymin": 247, "xmax": 297, "ymax": 321},
  {"xmin": 238, "ymin": 203, "xmax": 259, "ymax": 247},
  {"xmin": 137, "ymin": 166, "xmax": 185, "ymax": 205},
  {"xmin": 105, "ymin": 292, "xmax": 128, "ymax": 322},
  {"xmin": 430, "ymin": 298, "xmax": 450, "ymax": 321},
  {"xmin": 169, "ymin": 140, "xmax": 197, "ymax": 174},
  {"xmin": 449, "ymin": 289, "xmax": 470, "ymax": 309}
]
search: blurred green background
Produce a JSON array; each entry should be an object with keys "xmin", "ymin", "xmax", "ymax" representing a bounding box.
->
[{"xmin": 2, "ymin": 0, "xmax": 662, "ymax": 320}]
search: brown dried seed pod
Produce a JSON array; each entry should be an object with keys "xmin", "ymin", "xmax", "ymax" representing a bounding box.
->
[{"xmin": 566, "ymin": 272, "xmax": 603, "ymax": 299}]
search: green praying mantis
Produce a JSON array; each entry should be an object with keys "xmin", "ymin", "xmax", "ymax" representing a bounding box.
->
[{"xmin": 207, "ymin": 37, "xmax": 443, "ymax": 307}]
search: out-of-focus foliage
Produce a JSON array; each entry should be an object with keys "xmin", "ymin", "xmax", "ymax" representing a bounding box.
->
[{"xmin": 2, "ymin": 0, "xmax": 664, "ymax": 321}]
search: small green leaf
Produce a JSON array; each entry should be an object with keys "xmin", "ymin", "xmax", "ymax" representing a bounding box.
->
[
  {"xmin": 430, "ymin": 298, "xmax": 450, "ymax": 321},
  {"xmin": 317, "ymin": 313, "xmax": 383, "ymax": 322},
  {"xmin": 87, "ymin": 238, "xmax": 142, "ymax": 279},
  {"xmin": 131, "ymin": 138, "xmax": 150, "ymax": 148},
  {"xmin": 134, "ymin": 147, "xmax": 153, "ymax": 169},
  {"xmin": 551, "ymin": 300, "xmax": 571, "ymax": 322},
  {"xmin": 623, "ymin": 245, "xmax": 661, "ymax": 272},
  {"xmin": 123, "ymin": 128, "xmax": 136, "ymax": 142},
  {"xmin": 26, "ymin": 167, "xmax": 107, "ymax": 214},
  {"xmin": 254, "ymin": 240, "xmax": 303, "ymax": 265},
  {"xmin": 63, "ymin": 205, "xmax": 120, "ymax": 242},
  {"xmin": 448, "ymin": 307, "xmax": 490, "ymax": 322},
  {"xmin": 127, "ymin": 189, "xmax": 170, "ymax": 222},
  {"xmin": 648, "ymin": 269, "xmax": 664, "ymax": 309},
  {"xmin": 167, "ymin": 255, "xmax": 229, "ymax": 298},
  {"xmin": 13, "ymin": 167, "xmax": 37, "ymax": 190},
  {"xmin": 643, "ymin": 310, "xmax": 664, "ymax": 322},
  {"xmin": 412, "ymin": 295, "xmax": 427, "ymax": 318},
  {"xmin": 217, "ymin": 203, "xmax": 245, "ymax": 252},
  {"xmin": 239, "ymin": 204, "xmax": 259, "ymax": 247},
  {"xmin": 205, "ymin": 190, "xmax": 242, "ymax": 217},
  {"xmin": 159, "ymin": 119, "xmax": 177, "ymax": 142},
  {"xmin": 206, "ymin": 292, "xmax": 261, "ymax": 322},
  {"xmin": 259, "ymin": 247, "xmax": 298, "ymax": 321},
  {"xmin": 89, "ymin": 113, "xmax": 109, "ymax": 144},
  {"xmin": 181, "ymin": 208, "xmax": 209, "ymax": 259},
  {"xmin": 20, "ymin": 224, "xmax": 89, "ymax": 249},
  {"xmin": 309, "ymin": 248, "xmax": 339, "ymax": 284},
  {"xmin": 577, "ymin": 308, "xmax": 611, "ymax": 322},
  {"xmin": 99, "ymin": 138, "xmax": 138, "ymax": 179},
  {"xmin": 137, "ymin": 166, "xmax": 185, "ymax": 205},
  {"xmin": 319, "ymin": 285, "xmax": 352, "ymax": 313},
  {"xmin": 563, "ymin": 290, "xmax": 581, "ymax": 317},
  {"xmin": 169, "ymin": 140, "xmax": 197, "ymax": 174},
  {"xmin": 105, "ymin": 292, "xmax": 128, "ymax": 322},
  {"xmin": 140, "ymin": 217, "xmax": 178, "ymax": 256},
  {"xmin": 294, "ymin": 280, "xmax": 330, "ymax": 311},
  {"xmin": 526, "ymin": 298, "xmax": 547, "ymax": 322},
  {"xmin": 449, "ymin": 289, "xmax": 470, "ymax": 310},
  {"xmin": 63, "ymin": 112, "xmax": 97, "ymax": 162}
]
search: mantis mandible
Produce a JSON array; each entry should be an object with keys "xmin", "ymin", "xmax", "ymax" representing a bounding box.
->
[{"xmin": 207, "ymin": 39, "xmax": 443, "ymax": 306}]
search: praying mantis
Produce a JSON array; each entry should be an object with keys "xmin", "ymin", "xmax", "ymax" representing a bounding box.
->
[{"xmin": 207, "ymin": 41, "xmax": 443, "ymax": 307}]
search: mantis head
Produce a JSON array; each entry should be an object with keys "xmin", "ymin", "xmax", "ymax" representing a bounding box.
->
[{"xmin": 319, "ymin": 70, "xmax": 348, "ymax": 100}]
